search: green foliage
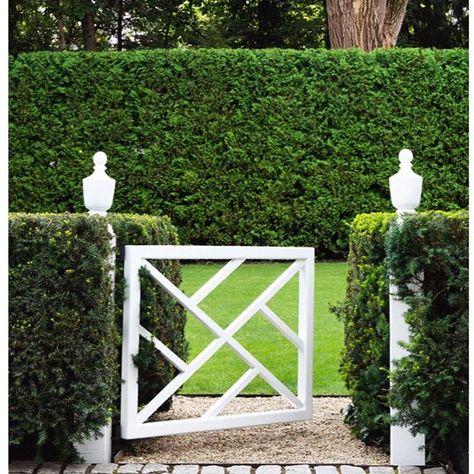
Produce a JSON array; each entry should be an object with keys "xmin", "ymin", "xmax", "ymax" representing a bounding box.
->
[
  {"xmin": 9, "ymin": 49, "xmax": 468, "ymax": 257},
  {"xmin": 9, "ymin": 0, "xmax": 468, "ymax": 54},
  {"xmin": 9, "ymin": 213, "xmax": 118, "ymax": 460},
  {"xmin": 387, "ymin": 210, "xmax": 468, "ymax": 458},
  {"xmin": 399, "ymin": 0, "xmax": 468, "ymax": 48},
  {"xmin": 332, "ymin": 212, "xmax": 395, "ymax": 447},
  {"xmin": 9, "ymin": 212, "xmax": 187, "ymax": 460},
  {"xmin": 334, "ymin": 210, "xmax": 468, "ymax": 461},
  {"xmin": 109, "ymin": 213, "xmax": 188, "ymax": 407}
]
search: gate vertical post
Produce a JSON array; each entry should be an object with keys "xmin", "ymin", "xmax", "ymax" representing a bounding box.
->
[
  {"xmin": 297, "ymin": 250, "xmax": 315, "ymax": 413},
  {"xmin": 388, "ymin": 149, "xmax": 425, "ymax": 465},
  {"xmin": 75, "ymin": 152, "xmax": 116, "ymax": 462}
]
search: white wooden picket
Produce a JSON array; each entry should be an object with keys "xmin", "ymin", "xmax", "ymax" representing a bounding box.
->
[{"xmin": 121, "ymin": 245, "xmax": 314, "ymax": 440}]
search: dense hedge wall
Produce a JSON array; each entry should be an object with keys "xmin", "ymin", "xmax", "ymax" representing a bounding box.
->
[
  {"xmin": 9, "ymin": 213, "xmax": 187, "ymax": 460},
  {"xmin": 9, "ymin": 213, "xmax": 117, "ymax": 459},
  {"xmin": 334, "ymin": 210, "xmax": 468, "ymax": 463},
  {"xmin": 9, "ymin": 48, "xmax": 468, "ymax": 257}
]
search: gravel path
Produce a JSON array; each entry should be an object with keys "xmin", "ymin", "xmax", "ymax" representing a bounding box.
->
[{"xmin": 123, "ymin": 397, "xmax": 389, "ymax": 465}]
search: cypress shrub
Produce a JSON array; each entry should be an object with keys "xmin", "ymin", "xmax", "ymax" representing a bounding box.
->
[
  {"xmin": 333, "ymin": 210, "xmax": 468, "ymax": 463},
  {"xmin": 9, "ymin": 212, "xmax": 187, "ymax": 460},
  {"xmin": 9, "ymin": 48, "xmax": 468, "ymax": 257},
  {"xmin": 9, "ymin": 213, "xmax": 118, "ymax": 460},
  {"xmin": 387, "ymin": 211, "xmax": 468, "ymax": 464},
  {"xmin": 332, "ymin": 212, "xmax": 395, "ymax": 447}
]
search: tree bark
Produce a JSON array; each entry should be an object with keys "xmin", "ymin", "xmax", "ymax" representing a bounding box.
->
[
  {"xmin": 82, "ymin": 10, "xmax": 97, "ymax": 51},
  {"xmin": 327, "ymin": 0, "xmax": 408, "ymax": 51},
  {"xmin": 56, "ymin": 13, "xmax": 67, "ymax": 50}
]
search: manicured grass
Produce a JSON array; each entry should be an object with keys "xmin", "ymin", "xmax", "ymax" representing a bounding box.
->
[{"xmin": 178, "ymin": 262, "xmax": 348, "ymax": 396}]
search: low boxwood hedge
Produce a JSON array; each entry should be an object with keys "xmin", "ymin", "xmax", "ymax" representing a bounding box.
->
[
  {"xmin": 9, "ymin": 212, "xmax": 187, "ymax": 460},
  {"xmin": 333, "ymin": 210, "xmax": 468, "ymax": 463}
]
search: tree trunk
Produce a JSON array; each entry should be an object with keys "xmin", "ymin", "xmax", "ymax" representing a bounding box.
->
[
  {"xmin": 381, "ymin": 0, "xmax": 409, "ymax": 47},
  {"xmin": 56, "ymin": 13, "xmax": 67, "ymax": 50},
  {"xmin": 117, "ymin": 0, "xmax": 123, "ymax": 51},
  {"xmin": 82, "ymin": 10, "xmax": 97, "ymax": 51},
  {"xmin": 327, "ymin": 0, "xmax": 408, "ymax": 51}
]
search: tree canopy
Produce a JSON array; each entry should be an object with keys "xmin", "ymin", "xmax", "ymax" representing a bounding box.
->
[{"xmin": 9, "ymin": 0, "xmax": 468, "ymax": 54}]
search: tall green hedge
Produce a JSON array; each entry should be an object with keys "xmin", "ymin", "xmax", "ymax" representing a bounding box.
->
[
  {"xmin": 9, "ymin": 48, "xmax": 468, "ymax": 257},
  {"xmin": 9, "ymin": 212, "xmax": 187, "ymax": 460},
  {"xmin": 334, "ymin": 210, "xmax": 468, "ymax": 462}
]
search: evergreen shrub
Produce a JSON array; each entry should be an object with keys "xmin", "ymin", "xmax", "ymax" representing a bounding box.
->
[
  {"xmin": 334, "ymin": 210, "xmax": 468, "ymax": 462},
  {"xmin": 387, "ymin": 211, "xmax": 468, "ymax": 461},
  {"xmin": 9, "ymin": 212, "xmax": 187, "ymax": 460},
  {"xmin": 9, "ymin": 48, "xmax": 468, "ymax": 257}
]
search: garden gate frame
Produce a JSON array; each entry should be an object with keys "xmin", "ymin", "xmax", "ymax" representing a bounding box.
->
[{"xmin": 121, "ymin": 245, "xmax": 314, "ymax": 439}]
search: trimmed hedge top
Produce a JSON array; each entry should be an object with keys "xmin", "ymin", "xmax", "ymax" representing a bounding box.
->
[{"xmin": 9, "ymin": 48, "xmax": 468, "ymax": 257}]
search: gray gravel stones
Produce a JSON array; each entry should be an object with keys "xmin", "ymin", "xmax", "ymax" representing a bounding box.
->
[
  {"xmin": 91, "ymin": 464, "xmax": 119, "ymax": 474},
  {"xmin": 286, "ymin": 466, "xmax": 312, "ymax": 474},
  {"xmin": 118, "ymin": 465, "xmax": 144, "ymax": 474},
  {"xmin": 63, "ymin": 465, "xmax": 92, "ymax": 474},
  {"xmin": 341, "ymin": 466, "xmax": 367, "ymax": 474},
  {"xmin": 256, "ymin": 466, "xmax": 282, "ymax": 474},
  {"xmin": 369, "ymin": 468, "xmax": 395, "ymax": 474},
  {"xmin": 142, "ymin": 465, "xmax": 169, "ymax": 474},
  {"xmin": 227, "ymin": 466, "xmax": 252, "ymax": 474},
  {"xmin": 172, "ymin": 466, "xmax": 200, "ymax": 474},
  {"xmin": 314, "ymin": 467, "xmax": 338, "ymax": 474},
  {"xmin": 9, "ymin": 462, "xmax": 38, "ymax": 474},
  {"xmin": 37, "ymin": 463, "xmax": 64, "ymax": 474}
]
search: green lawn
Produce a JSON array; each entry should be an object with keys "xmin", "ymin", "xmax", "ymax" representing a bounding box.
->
[{"xmin": 178, "ymin": 262, "xmax": 348, "ymax": 396}]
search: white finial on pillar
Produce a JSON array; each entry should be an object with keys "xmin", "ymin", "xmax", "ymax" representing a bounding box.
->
[
  {"xmin": 389, "ymin": 149, "xmax": 423, "ymax": 215},
  {"xmin": 83, "ymin": 151, "xmax": 116, "ymax": 216}
]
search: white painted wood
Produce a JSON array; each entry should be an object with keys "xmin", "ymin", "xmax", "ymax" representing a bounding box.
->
[
  {"xmin": 139, "ymin": 325, "xmax": 188, "ymax": 372},
  {"xmin": 125, "ymin": 245, "xmax": 313, "ymax": 260},
  {"xmin": 190, "ymin": 259, "xmax": 245, "ymax": 304},
  {"xmin": 260, "ymin": 304, "xmax": 303, "ymax": 350},
  {"xmin": 121, "ymin": 245, "xmax": 314, "ymax": 440},
  {"xmin": 203, "ymin": 368, "xmax": 259, "ymax": 418},
  {"xmin": 389, "ymin": 149, "xmax": 423, "ymax": 215},
  {"xmin": 298, "ymin": 254, "xmax": 315, "ymax": 411},
  {"xmin": 82, "ymin": 152, "xmax": 116, "ymax": 216},
  {"xmin": 120, "ymin": 251, "xmax": 141, "ymax": 439},
  {"xmin": 126, "ymin": 408, "xmax": 309, "ymax": 439},
  {"xmin": 390, "ymin": 283, "xmax": 425, "ymax": 466},
  {"xmin": 74, "ymin": 421, "xmax": 112, "ymax": 463}
]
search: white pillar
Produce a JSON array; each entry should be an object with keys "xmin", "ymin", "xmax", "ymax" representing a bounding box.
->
[
  {"xmin": 75, "ymin": 152, "xmax": 116, "ymax": 462},
  {"xmin": 388, "ymin": 149, "xmax": 425, "ymax": 465}
]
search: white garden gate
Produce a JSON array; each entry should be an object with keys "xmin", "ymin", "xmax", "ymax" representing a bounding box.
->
[{"xmin": 120, "ymin": 245, "xmax": 314, "ymax": 439}]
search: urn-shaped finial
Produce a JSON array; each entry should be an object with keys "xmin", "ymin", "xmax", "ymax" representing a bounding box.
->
[
  {"xmin": 83, "ymin": 151, "xmax": 116, "ymax": 216},
  {"xmin": 389, "ymin": 149, "xmax": 423, "ymax": 215}
]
